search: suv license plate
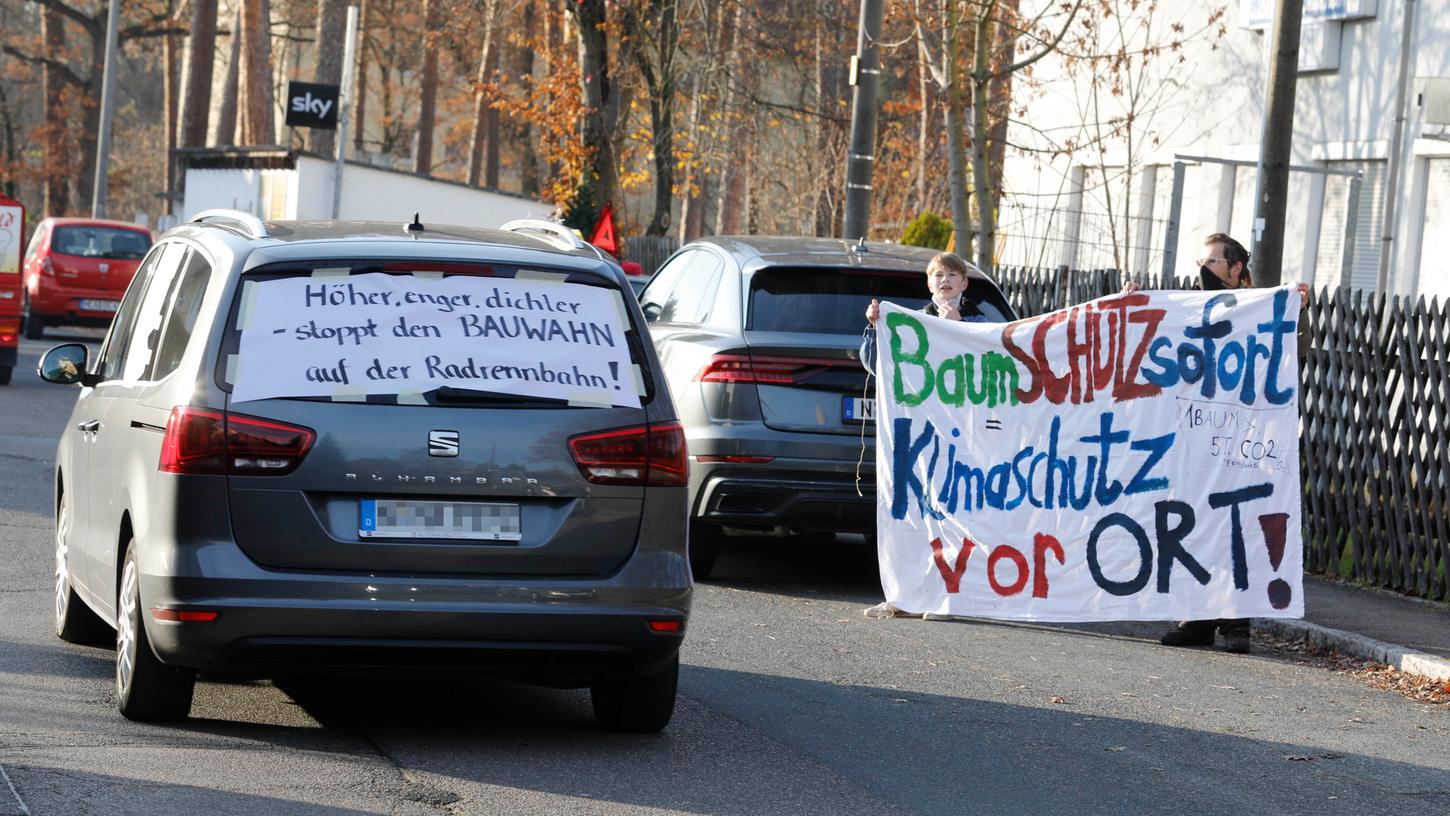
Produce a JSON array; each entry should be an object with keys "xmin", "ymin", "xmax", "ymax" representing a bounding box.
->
[
  {"xmin": 842, "ymin": 396, "xmax": 875, "ymax": 423},
  {"xmin": 359, "ymin": 499, "xmax": 522, "ymax": 541},
  {"xmin": 79, "ymin": 298, "xmax": 120, "ymax": 312}
]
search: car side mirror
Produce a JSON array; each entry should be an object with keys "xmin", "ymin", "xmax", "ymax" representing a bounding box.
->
[
  {"xmin": 642, "ymin": 302, "xmax": 662, "ymax": 322},
  {"xmin": 38, "ymin": 343, "xmax": 95, "ymax": 386}
]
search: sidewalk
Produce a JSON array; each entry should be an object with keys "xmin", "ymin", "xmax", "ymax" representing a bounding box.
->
[{"xmin": 1255, "ymin": 574, "xmax": 1450, "ymax": 682}]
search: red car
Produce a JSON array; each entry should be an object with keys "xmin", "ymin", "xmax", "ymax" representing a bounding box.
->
[{"xmin": 21, "ymin": 217, "xmax": 153, "ymax": 339}]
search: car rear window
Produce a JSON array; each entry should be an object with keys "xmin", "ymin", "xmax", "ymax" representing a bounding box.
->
[
  {"xmin": 747, "ymin": 267, "xmax": 1014, "ymax": 334},
  {"xmin": 215, "ymin": 260, "xmax": 654, "ymax": 408},
  {"xmin": 52, "ymin": 226, "xmax": 151, "ymax": 259}
]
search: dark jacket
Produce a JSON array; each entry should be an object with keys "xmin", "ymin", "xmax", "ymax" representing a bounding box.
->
[{"xmin": 859, "ymin": 301, "xmax": 985, "ymax": 372}]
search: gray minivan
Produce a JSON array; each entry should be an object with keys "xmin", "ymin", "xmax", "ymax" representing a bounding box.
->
[{"xmin": 41, "ymin": 212, "xmax": 690, "ymax": 731}]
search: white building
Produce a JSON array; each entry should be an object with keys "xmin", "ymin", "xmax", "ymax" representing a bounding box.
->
[
  {"xmin": 173, "ymin": 148, "xmax": 550, "ymax": 231},
  {"xmin": 999, "ymin": 0, "xmax": 1450, "ymax": 303}
]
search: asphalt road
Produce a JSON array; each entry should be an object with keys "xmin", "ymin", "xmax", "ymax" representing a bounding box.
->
[{"xmin": 1, "ymin": 332, "xmax": 1446, "ymax": 816}]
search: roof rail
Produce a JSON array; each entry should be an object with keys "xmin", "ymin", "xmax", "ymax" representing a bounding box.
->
[
  {"xmin": 191, "ymin": 209, "xmax": 268, "ymax": 239},
  {"xmin": 500, "ymin": 219, "xmax": 590, "ymax": 252}
]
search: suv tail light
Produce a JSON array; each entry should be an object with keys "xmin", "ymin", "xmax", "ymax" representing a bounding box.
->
[
  {"xmin": 695, "ymin": 353, "xmax": 843, "ymax": 385},
  {"xmin": 568, "ymin": 422, "xmax": 688, "ymax": 486},
  {"xmin": 159, "ymin": 407, "xmax": 315, "ymax": 475}
]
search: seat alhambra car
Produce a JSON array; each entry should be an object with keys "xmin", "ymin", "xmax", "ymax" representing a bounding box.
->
[
  {"xmin": 39, "ymin": 211, "xmax": 689, "ymax": 731},
  {"xmin": 639, "ymin": 237, "xmax": 1016, "ymax": 578},
  {"xmin": 23, "ymin": 217, "xmax": 153, "ymax": 339}
]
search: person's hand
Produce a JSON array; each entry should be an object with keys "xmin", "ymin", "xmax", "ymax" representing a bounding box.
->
[
  {"xmin": 938, "ymin": 303, "xmax": 962, "ymax": 322},
  {"xmin": 1121, "ymin": 281, "xmax": 1141, "ymax": 295},
  {"xmin": 865, "ymin": 299, "xmax": 880, "ymax": 326}
]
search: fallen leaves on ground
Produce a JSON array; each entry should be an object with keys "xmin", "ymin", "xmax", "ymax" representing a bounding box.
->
[
  {"xmin": 1049, "ymin": 695, "xmax": 1067, "ymax": 704},
  {"xmin": 1257, "ymin": 632, "xmax": 1450, "ymax": 708}
]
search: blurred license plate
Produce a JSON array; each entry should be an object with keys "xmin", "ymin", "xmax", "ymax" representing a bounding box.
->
[
  {"xmin": 359, "ymin": 499, "xmax": 521, "ymax": 541},
  {"xmin": 79, "ymin": 299, "xmax": 120, "ymax": 312},
  {"xmin": 842, "ymin": 396, "xmax": 875, "ymax": 422}
]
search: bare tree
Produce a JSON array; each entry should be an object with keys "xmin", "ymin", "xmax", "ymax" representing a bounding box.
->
[
  {"xmin": 180, "ymin": 0, "xmax": 217, "ymax": 148},
  {"xmin": 565, "ymin": 0, "xmax": 619, "ymax": 211},
  {"xmin": 310, "ymin": 0, "xmax": 345, "ymax": 155},
  {"xmin": 353, "ymin": 0, "xmax": 369, "ymax": 152},
  {"xmin": 216, "ymin": 5, "xmax": 241, "ymax": 145},
  {"xmin": 619, "ymin": 0, "xmax": 680, "ymax": 236},
  {"xmin": 414, "ymin": 0, "xmax": 440, "ymax": 173},
  {"xmin": 238, "ymin": 0, "xmax": 275, "ymax": 145},
  {"xmin": 40, "ymin": 4, "xmax": 71, "ymax": 215},
  {"xmin": 467, "ymin": 0, "xmax": 501, "ymax": 187}
]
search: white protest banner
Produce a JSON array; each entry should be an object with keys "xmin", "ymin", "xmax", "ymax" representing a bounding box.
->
[
  {"xmin": 0, "ymin": 200, "xmax": 22, "ymax": 275},
  {"xmin": 231, "ymin": 272, "xmax": 640, "ymax": 408},
  {"xmin": 875, "ymin": 288, "xmax": 1304, "ymax": 621}
]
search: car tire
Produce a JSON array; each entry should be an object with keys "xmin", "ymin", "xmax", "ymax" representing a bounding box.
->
[
  {"xmin": 116, "ymin": 541, "xmax": 195, "ymax": 721},
  {"xmin": 0, "ymin": 367, "xmax": 11, "ymax": 386},
  {"xmin": 54, "ymin": 494, "xmax": 110, "ymax": 645},
  {"xmin": 21, "ymin": 298, "xmax": 44, "ymax": 340},
  {"xmin": 688, "ymin": 521, "xmax": 723, "ymax": 581},
  {"xmin": 590, "ymin": 653, "xmax": 679, "ymax": 733}
]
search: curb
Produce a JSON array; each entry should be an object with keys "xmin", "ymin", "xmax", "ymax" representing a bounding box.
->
[{"xmin": 1254, "ymin": 618, "xmax": 1450, "ymax": 683}]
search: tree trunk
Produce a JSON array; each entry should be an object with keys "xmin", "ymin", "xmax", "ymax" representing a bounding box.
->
[
  {"xmin": 467, "ymin": 0, "xmax": 499, "ymax": 187},
  {"xmin": 568, "ymin": 0, "xmax": 618, "ymax": 209},
  {"xmin": 985, "ymin": 0, "xmax": 1018, "ymax": 206},
  {"xmin": 514, "ymin": 0, "xmax": 540, "ymax": 196},
  {"xmin": 637, "ymin": 0, "xmax": 678, "ymax": 236},
  {"xmin": 216, "ymin": 6, "xmax": 242, "ymax": 145},
  {"xmin": 353, "ymin": 0, "xmax": 369, "ymax": 152},
  {"xmin": 164, "ymin": 12, "xmax": 182, "ymax": 190},
  {"xmin": 941, "ymin": 5, "xmax": 971, "ymax": 257},
  {"xmin": 239, "ymin": 0, "xmax": 276, "ymax": 145},
  {"xmin": 715, "ymin": 2, "xmax": 748, "ymax": 235},
  {"xmin": 415, "ymin": 0, "xmax": 440, "ymax": 174},
  {"xmin": 181, "ymin": 0, "xmax": 218, "ymax": 148},
  {"xmin": 310, "ymin": 0, "xmax": 345, "ymax": 156},
  {"xmin": 916, "ymin": 33, "xmax": 932, "ymax": 214},
  {"xmin": 41, "ymin": 6, "xmax": 70, "ymax": 217},
  {"xmin": 970, "ymin": 10, "xmax": 994, "ymax": 271},
  {"xmin": 77, "ymin": 24, "xmax": 106, "ymax": 216}
]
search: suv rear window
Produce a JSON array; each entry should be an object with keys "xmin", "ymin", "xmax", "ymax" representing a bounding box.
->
[
  {"xmin": 52, "ymin": 226, "xmax": 151, "ymax": 259},
  {"xmin": 747, "ymin": 267, "xmax": 1014, "ymax": 334},
  {"xmin": 216, "ymin": 261, "xmax": 654, "ymax": 408}
]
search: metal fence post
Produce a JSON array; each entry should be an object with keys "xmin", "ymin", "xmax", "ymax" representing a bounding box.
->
[{"xmin": 1161, "ymin": 161, "xmax": 1186, "ymax": 279}]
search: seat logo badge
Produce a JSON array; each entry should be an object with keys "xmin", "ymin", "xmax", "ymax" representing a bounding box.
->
[
  {"xmin": 98, "ymin": 263, "xmax": 109, "ymax": 275},
  {"xmin": 428, "ymin": 430, "xmax": 460, "ymax": 457}
]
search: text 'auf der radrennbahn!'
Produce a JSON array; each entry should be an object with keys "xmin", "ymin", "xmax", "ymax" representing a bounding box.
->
[
  {"xmin": 229, "ymin": 271, "xmax": 640, "ymax": 408},
  {"xmin": 874, "ymin": 288, "xmax": 1304, "ymax": 622}
]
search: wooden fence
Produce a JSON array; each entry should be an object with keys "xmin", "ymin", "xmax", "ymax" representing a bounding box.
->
[{"xmin": 995, "ymin": 267, "xmax": 1450, "ymax": 602}]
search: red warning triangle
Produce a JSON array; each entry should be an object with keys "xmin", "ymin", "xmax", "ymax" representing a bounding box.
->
[{"xmin": 589, "ymin": 202, "xmax": 618, "ymax": 256}]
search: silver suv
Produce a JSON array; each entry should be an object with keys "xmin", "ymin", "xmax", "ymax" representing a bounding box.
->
[
  {"xmin": 40, "ymin": 212, "xmax": 689, "ymax": 731},
  {"xmin": 640, "ymin": 237, "xmax": 1016, "ymax": 577}
]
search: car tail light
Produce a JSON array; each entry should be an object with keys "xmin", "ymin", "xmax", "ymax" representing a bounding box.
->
[
  {"xmin": 151, "ymin": 608, "xmax": 219, "ymax": 622},
  {"xmin": 40, "ymin": 256, "xmax": 54, "ymax": 277},
  {"xmin": 0, "ymin": 324, "xmax": 15, "ymax": 344},
  {"xmin": 695, "ymin": 353, "xmax": 845, "ymax": 385},
  {"xmin": 568, "ymin": 422, "xmax": 688, "ymax": 486},
  {"xmin": 159, "ymin": 407, "xmax": 315, "ymax": 475},
  {"xmin": 648, "ymin": 619, "xmax": 682, "ymax": 633}
]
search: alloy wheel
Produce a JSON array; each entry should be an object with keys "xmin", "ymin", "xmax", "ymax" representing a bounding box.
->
[
  {"xmin": 53, "ymin": 498, "xmax": 70, "ymax": 627},
  {"xmin": 116, "ymin": 560, "xmax": 138, "ymax": 696}
]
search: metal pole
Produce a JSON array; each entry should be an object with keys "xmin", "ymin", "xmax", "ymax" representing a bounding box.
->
[
  {"xmin": 1377, "ymin": 0, "xmax": 1419, "ymax": 294},
  {"xmin": 332, "ymin": 5, "xmax": 360, "ymax": 220},
  {"xmin": 1251, "ymin": 0, "xmax": 1305, "ymax": 287},
  {"xmin": 842, "ymin": 0, "xmax": 885, "ymax": 241},
  {"xmin": 90, "ymin": 0, "xmax": 122, "ymax": 218},
  {"xmin": 1161, "ymin": 161, "xmax": 1186, "ymax": 280}
]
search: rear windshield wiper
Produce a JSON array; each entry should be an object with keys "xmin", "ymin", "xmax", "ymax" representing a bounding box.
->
[{"xmin": 427, "ymin": 386, "xmax": 573, "ymax": 407}]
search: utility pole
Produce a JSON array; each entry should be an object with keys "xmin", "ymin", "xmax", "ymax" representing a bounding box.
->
[
  {"xmin": 842, "ymin": 0, "xmax": 885, "ymax": 241},
  {"xmin": 90, "ymin": 0, "xmax": 122, "ymax": 219},
  {"xmin": 1251, "ymin": 0, "xmax": 1304, "ymax": 287},
  {"xmin": 332, "ymin": 5, "xmax": 360, "ymax": 219}
]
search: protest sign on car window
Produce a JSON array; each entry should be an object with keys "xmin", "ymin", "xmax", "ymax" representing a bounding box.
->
[
  {"xmin": 230, "ymin": 272, "xmax": 640, "ymax": 408},
  {"xmin": 874, "ymin": 288, "xmax": 1304, "ymax": 621}
]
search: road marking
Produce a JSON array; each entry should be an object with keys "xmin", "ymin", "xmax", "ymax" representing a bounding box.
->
[{"xmin": 0, "ymin": 764, "xmax": 29, "ymax": 816}]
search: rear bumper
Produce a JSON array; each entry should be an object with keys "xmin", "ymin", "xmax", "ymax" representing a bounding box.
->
[
  {"xmin": 138, "ymin": 560, "xmax": 690, "ymax": 681},
  {"xmin": 692, "ymin": 459, "xmax": 876, "ymax": 532},
  {"xmin": 30, "ymin": 283, "xmax": 123, "ymax": 321}
]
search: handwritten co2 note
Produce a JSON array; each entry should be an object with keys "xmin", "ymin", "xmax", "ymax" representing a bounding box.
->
[
  {"xmin": 874, "ymin": 287, "xmax": 1305, "ymax": 622},
  {"xmin": 230, "ymin": 272, "xmax": 640, "ymax": 407}
]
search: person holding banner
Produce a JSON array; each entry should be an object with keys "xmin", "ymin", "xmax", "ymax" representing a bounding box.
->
[
  {"xmin": 860, "ymin": 252, "xmax": 989, "ymax": 370},
  {"xmin": 1126, "ymin": 232, "xmax": 1308, "ymax": 653},
  {"xmin": 860, "ymin": 251, "xmax": 993, "ymax": 619}
]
